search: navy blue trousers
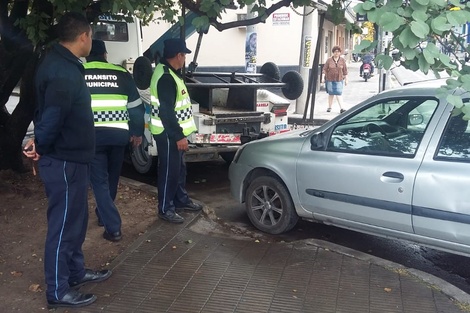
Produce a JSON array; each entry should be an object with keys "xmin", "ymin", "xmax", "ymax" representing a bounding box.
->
[
  {"xmin": 38, "ymin": 156, "xmax": 88, "ymax": 301},
  {"xmin": 154, "ymin": 133, "xmax": 190, "ymax": 214},
  {"xmin": 90, "ymin": 145, "xmax": 125, "ymax": 234}
]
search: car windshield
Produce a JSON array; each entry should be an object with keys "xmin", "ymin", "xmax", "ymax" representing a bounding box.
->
[
  {"xmin": 346, "ymin": 99, "xmax": 405, "ymax": 124},
  {"xmin": 328, "ymin": 97, "xmax": 439, "ymax": 157}
]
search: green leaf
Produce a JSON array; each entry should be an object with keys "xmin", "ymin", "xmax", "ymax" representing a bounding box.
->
[
  {"xmin": 389, "ymin": 0, "xmax": 404, "ymax": 7},
  {"xmin": 379, "ymin": 12, "xmax": 405, "ymax": 31},
  {"xmin": 423, "ymin": 49, "xmax": 436, "ymax": 64},
  {"xmin": 410, "ymin": 20, "xmax": 430, "ymax": 38},
  {"xmin": 375, "ymin": 54, "xmax": 394, "ymax": 69},
  {"xmin": 446, "ymin": 78, "xmax": 461, "ymax": 88},
  {"xmin": 412, "ymin": 10, "xmax": 428, "ymax": 21},
  {"xmin": 402, "ymin": 48, "xmax": 417, "ymax": 60},
  {"xmin": 429, "ymin": 0, "xmax": 448, "ymax": 7},
  {"xmin": 427, "ymin": 42, "xmax": 440, "ymax": 55},
  {"xmin": 447, "ymin": 10, "xmax": 470, "ymax": 27},
  {"xmin": 397, "ymin": 7, "xmax": 413, "ymax": 18},
  {"xmin": 399, "ymin": 26, "xmax": 421, "ymax": 48},
  {"xmin": 418, "ymin": 54, "xmax": 430, "ymax": 73},
  {"xmin": 366, "ymin": 8, "xmax": 379, "ymax": 23},
  {"xmin": 431, "ymin": 16, "xmax": 452, "ymax": 34},
  {"xmin": 447, "ymin": 94, "xmax": 464, "ymax": 108},
  {"xmin": 353, "ymin": 40, "xmax": 374, "ymax": 53},
  {"xmin": 353, "ymin": 3, "xmax": 365, "ymax": 14},
  {"xmin": 410, "ymin": 0, "xmax": 427, "ymax": 11},
  {"xmin": 415, "ymin": 0, "xmax": 430, "ymax": 5},
  {"xmin": 363, "ymin": 1, "xmax": 376, "ymax": 10},
  {"xmin": 462, "ymin": 102, "xmax": 470, "ymax": 115}
]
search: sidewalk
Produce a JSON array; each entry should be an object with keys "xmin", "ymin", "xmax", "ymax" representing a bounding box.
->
[
  {"xmin": 66, "ymin": 64, "xmax": 470, "ymax": 313},
  {"xmin": 288, "ymin": 61, "xmax": 388, "ymax": 126},
  {"xmin": 72, "ymin": 211, "xmax": 469, "ymax": 313}
]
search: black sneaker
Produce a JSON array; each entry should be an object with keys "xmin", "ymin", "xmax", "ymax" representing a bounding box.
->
[
  {"xmin": 103, "ymin": 230, "xmax": 122, "ymax": 242},
  {"xmin": 158, "ymin": 211, "xmax": 184, "ymax": 224},
  {"xmin": 176, "ymin": 202, "xmax": 203, "ymax": 212}
]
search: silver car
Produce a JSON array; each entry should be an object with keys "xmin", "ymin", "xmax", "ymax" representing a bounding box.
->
[{"xmin": 229, "ymin": 79, "xmax": 470, "ymax": 256}]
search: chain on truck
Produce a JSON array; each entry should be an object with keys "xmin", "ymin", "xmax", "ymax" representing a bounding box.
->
[{"xmin": 90, "ymin": 13, "xmax": 304, "ymax": 174}]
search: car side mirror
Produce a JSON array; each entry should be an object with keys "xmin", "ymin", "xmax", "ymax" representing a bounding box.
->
[
  {"xmin": 310, "ymin": 133, "xmax": 325, "ymax": 150},
  {"xmin": 409, "ymin": 114, "xmax": 424, "ymax": 125}
]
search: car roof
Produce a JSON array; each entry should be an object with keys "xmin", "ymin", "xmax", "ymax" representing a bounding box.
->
[{"xmin": 377, "ymin": 78, "xmax": 467, "ymax": 99}]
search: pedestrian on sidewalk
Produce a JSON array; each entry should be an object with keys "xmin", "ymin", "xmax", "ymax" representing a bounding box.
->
[
  {"xmin": 22, "ymin": 12, "xmax": 111, "ymax": 309},
  {"xmin": 84, "ymin": 39, "xmax": 145, "ymax": 242},
  {"xmin": 149, "ymin": 38, "xmax": 203, "ymax": 224},
  {"xmin": 323, "ymin": 46, "xmax": 348, "ymax": 113}
]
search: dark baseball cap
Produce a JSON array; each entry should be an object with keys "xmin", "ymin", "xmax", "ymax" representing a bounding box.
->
[
  {"xmin": 90, "ymin": 39, "xmax": 107, "ymax": 56},
  {"xmin": 163, "ymin": 38, "xmax": 192, "ymax": 58}
]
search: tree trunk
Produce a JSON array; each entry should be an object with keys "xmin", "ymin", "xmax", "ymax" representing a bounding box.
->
[{"xmin": 0, "ymin": 50, "xmax": 37, "ymax": 172}]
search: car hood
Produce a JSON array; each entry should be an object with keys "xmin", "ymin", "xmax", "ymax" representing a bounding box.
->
[
  {"xmin": 259, "ymin": 128, "xmax": 315, "ymax": 142},
  {"xmin": 240, "ymin": 128, "xmax": 311, "ymax": 164}
]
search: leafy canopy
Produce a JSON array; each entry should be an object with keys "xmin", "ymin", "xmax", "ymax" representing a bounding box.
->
[{"xmin": 355, "ymin": 0, "xmax": 470, "ymax": 119}]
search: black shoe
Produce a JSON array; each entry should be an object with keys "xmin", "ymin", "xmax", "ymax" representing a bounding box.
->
[
  {"xmin": 340, "ymin": 109, "xmax": 346, "ymax": 113},
  {"xmin": 47, "ymin": 289, "xmax": 96, "ymax": 309},
  {"xmin": 176, "ymin": 201, "xmax": 203, "ymax": 212},
  {"xmin": 158, "ymin": 211, "xmax": 184, "ymax": 224},
  {"xmin": 69, "ymin": 269, "xmax": 112, "ymax": 288},
  {"xmin": 103, "ymin": 230, "xmax": 122, "ymax": 242}
]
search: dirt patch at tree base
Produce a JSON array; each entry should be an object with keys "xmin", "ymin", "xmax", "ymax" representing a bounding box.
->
[{"xmin": 0, "ymin": 168, "xmax": 157, "ymax": 312}]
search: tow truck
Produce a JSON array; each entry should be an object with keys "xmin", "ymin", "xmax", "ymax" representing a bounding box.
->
[{"xmin": 91, "ymin": 13, "xmax": 304, "ymax": 174}]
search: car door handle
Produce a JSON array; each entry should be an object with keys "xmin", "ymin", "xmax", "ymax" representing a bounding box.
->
[{"xmin": 381, "ymin": 171, "xmax": 404, "ymax": 183}]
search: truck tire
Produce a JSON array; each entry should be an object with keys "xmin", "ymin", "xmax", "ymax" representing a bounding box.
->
[
  {"xmin": 133, "ymin": 56, "xmax": 153, "ymax": 90},
  {"xmin": 281, "ymin": 71, "xmax": 304, "ymax": 100},
  {"xmin": 130, "ymin": 136, "xmax": 158, "ymax": 174},
  {"xmin": 259, "ymin": 62, "xmax": 281, "ymax": 82}
]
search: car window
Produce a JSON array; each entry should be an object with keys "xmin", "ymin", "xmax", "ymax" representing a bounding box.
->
[
  {"xmin": 327, "ymin": 97, "xmax": 439, "ymax": 157},
  {"xmin": 436, "ymin": 113, "xmax": 470, "ymax": 162}
]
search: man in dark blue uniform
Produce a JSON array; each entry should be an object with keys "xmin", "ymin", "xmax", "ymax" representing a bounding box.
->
[
  {"xmin": 23, "ymin": 12, "xmax": 111, "ymax": 309},
  {"xmin": 84, "ymin": 40, "xmax": 145, "ymax": 241}
]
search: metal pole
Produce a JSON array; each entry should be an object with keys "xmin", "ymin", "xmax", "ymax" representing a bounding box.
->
[
  {"xmin": 295, "ymin": 6, "xmax": 316, "ymax": 114},
  {"xmin": 304, "ymin": 13, "xmax": 325, "ymax": 123}
]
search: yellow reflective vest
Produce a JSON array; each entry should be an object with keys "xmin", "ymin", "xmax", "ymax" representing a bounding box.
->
[
  {"xmin": 83, "ymin": 61, "xmax": 130, "ymax": 130},
  {"xmin": 149, "ymin": 64, "xmax": 197, "ymax": 136}
]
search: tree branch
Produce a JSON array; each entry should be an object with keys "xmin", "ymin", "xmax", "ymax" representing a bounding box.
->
[{"xmin": 179, "ymin": 0, "xmax": 295, "ymax": 31}]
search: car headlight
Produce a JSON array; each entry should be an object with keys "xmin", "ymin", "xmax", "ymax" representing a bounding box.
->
[{"xmin": 232, "ymin": 145, "xmax": 247, "ymax": 163}]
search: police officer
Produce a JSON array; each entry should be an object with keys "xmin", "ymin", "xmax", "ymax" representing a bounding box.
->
[
  {"xmin": 149, "ymin": 38, "xmax": 203, "ymax": 224},
  {"xmin": 23, "ymin": 12, "xmax": 111, "ymax": 309},
  {"xmin": 84, "ymin": 39, "xmax": 145, "ymax": 241}
]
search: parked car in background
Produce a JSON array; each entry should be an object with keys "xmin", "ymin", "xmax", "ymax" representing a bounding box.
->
[{"xmin": 229, "ymin": 79, "xmax": 470, "ymax": 257}]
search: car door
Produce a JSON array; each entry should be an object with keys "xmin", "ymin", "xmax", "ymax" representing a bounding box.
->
[
  {"xmin": 412, "ymin": 104, "xmax": 470, "ymax": 250},
  {"xmin": 296, "ymin": 96, "xmax": 441, "ymax": 234}
]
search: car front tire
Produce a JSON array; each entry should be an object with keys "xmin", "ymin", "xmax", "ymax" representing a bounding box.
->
[{"xmin": 245, "ymin": 176, "xmax": 298, "ymax": 234}]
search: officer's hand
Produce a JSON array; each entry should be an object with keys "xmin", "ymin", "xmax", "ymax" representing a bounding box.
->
[
  {"xmin": 130, "ymin": 136, "xmax": 143, "ymax": 147},
  {"xmin": 176, "ymin": 138, "xmax": 189, "ymax": 151},
  {"xmin": 23, "ymin": 138, "xmax": 40, "ymax": 161}
]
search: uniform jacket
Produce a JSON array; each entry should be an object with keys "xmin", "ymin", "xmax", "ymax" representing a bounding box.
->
[
  {"xmin": 34, "ymin": 43, "xmax": 95, "ymax": 163},
  {"xmin": 84, "ymin": 61, "xmax": 144, "ymax": 146}
]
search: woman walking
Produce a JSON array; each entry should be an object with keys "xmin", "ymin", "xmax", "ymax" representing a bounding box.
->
[{"xmin": 323, "ymin": 46, "xmax": 348, "ymax": 113}]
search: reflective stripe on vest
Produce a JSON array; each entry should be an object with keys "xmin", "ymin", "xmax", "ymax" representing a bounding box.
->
[
  {"xmin": 149, "ymin": 64, "xmax": 197, "ymax": 136},
  {"xmin": 84, "ymin": 62, "xmax": 130, "ymax": 130}
]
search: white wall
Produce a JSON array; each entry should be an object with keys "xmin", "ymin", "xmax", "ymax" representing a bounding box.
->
[{"xmin": 141, "ymin": 8, "xmax": 310, "ymax": 69}]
